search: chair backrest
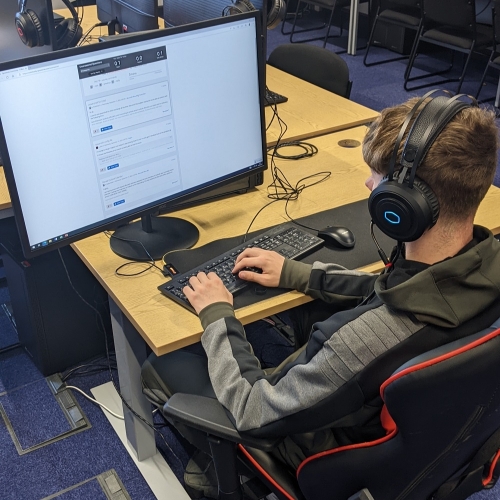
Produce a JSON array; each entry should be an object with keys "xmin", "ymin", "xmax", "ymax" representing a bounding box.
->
[
  {"xmin": 380, "ymin": 0, "xmax": 422, "ymax": 13},
  {"xmin": 423, "ymin": 0, "xmax": 477, "ymax": 32},
  {"xmin": 267, "ymin": 44, "xmax": 352, "ymax": 98},
  {"xmin": 296, "ymin": 319, "xmax": 500, "ymax": 500}
]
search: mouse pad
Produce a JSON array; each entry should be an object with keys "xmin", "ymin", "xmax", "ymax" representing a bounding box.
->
[{"xmin": 165, "ymin": 199, "xmax": 395, "ymax": 310}]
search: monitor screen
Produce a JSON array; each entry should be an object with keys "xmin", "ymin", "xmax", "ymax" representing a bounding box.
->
[
  {"xmin": 97, "ymin": 0, "xmax": 159, "ymax": 33},
  {"xmin": 0, "ymin": 12, "xmax": 267, "ymax": 260}
]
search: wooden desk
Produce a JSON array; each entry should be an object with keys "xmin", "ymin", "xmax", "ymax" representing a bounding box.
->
[
  {"xmin": 0, "ymin": 167, "xmax": 13, "ymax": 219},
  {"xmin": 72, "ymin": 126, "xmax": 500, "ymax": 357},
  {"xmin": 265, "ymin": 66, "xmax": 378, "ymax": 145}
]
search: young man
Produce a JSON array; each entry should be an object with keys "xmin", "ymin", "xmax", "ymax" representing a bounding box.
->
[{"xmin": 141, "ymin": 95, "xmax": 500, "ymax": 473}]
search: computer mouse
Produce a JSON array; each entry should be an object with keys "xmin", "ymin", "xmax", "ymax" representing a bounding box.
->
[{"xmin": 317, "ymin": 226, "xmax": 355, "ymax": 249}]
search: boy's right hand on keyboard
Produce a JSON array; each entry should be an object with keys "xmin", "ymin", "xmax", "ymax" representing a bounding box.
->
[{"xmin": 233, "ymin": 248, "xmax": 285, "ymax": 288}]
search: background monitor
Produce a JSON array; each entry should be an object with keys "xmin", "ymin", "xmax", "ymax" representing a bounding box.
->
[
  {"xmin": 0, "ymin": 0, "xmax": 56, "ymax": 62},
  {"xmin": 0, "ymin": 12, "xmax": 267, "ymax": 261},
  {"xmin": 96, "ymin": 0, "xmax": 159, "ymax": 34}
]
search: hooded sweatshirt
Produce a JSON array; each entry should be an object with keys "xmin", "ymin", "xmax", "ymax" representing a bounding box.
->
[{"xmin": 199, "ymin": 226, "xmax": 500, "ymax": 461}]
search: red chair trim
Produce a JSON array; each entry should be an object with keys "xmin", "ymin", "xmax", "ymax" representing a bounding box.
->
[
  {"xmin": 296, "ymin": 326, "xmax": 500, "ymax": 479},
  {"xmin": 238, "ymin": 443, "xmax": 296, "ymax": 500},
  {"xmin": 380, "ymin": 327, "xmax": 500, "ymax": 399},
  {"xmin": 483, "ymin": 448, "xmax": 500, "ymax": 486}
]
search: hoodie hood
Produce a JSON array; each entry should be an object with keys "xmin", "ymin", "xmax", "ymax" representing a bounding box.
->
[{"xmin": 375, "ymin": 226, "xmax": 500, "ymax": 328}]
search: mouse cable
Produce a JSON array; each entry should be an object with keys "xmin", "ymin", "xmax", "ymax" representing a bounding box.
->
[{"xmin": 57, "ymin": 249, "xmax": 185, "ymax": 470}]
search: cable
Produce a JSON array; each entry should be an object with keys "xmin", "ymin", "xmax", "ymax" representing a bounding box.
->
[
  {"xmin": 103, "ymin": 231, "xmax": 166, "ymax": 277},
  {"xmin": 64, "ymin": 385, "xmax": 125, "ymax": 420},
  {"xmin": 244, "ymin": 97, "xmax": 331, "ymax": 237},
  {"xmin": 57, "ymin": 249, "xmax": 184, "ymax": 470},
  {"xmin": 78, "ymin": 21, "xmax": 107, "ymax": 46}
]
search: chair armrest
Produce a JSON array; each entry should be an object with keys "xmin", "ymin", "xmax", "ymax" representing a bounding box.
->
[{"xmin": 163, "ymin": 393, "xmax": 280, "ymax": 451}]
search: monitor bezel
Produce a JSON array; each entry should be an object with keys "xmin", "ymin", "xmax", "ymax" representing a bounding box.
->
[{"xmin": 0, "ymin": 12, "xmax": 267, "ymax": 259}]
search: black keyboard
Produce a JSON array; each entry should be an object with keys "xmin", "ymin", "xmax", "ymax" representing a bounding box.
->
[
  {"xmin": 264, "ymin": 87, "xmax": 288, "ymax": 107},
  {"xmin": 158, "ymin": 223, "xmax": 324, "ymax": 312}
]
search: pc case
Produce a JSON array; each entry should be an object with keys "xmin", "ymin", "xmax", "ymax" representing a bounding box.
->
[{"xmin": 0, "ymin": 217, "xmax": 112, "ymax": 376}]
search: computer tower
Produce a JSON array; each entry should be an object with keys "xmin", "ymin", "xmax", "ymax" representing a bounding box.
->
[
  {"xmin": 373, "ymin": 20, "xmax": 416, "ymax": 55},
  {"xmin": 0, "ymin": 217, "xmax": 112, "ymax": 376}
]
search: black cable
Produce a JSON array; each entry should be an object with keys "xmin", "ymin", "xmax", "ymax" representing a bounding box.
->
[
  {"xmin": 57, "ymin": 249, "xmax": 184, "ymax": 469},
  {"xmin": 103, "ymin": 231, "xmax": 166, "ymax": 277},
  {"xmin": 78, "ymin": 21, "xmax": 108, "ymax": 46},
  {"xmin": 245, "ymin": 98, "xmax": 331, "ymax": 237}
]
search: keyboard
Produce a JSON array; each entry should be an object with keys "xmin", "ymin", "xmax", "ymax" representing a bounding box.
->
[
  {"xmin": 158, "ymin": 223, "xmax": 324, "ymax": 312},
  {"xmin": 264, "ymin": 87, "xmax": 288, "ymax": 107}
]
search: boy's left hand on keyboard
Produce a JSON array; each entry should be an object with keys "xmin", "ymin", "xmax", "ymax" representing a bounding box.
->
[{"xmin": 183, "ymin": 272, "xmax": 234, "ymax": 315}]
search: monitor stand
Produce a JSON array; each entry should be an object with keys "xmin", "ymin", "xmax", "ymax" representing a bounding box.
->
[{"xmin": 110, "ymin": 214, "xmax": 199, "ymax": 261}]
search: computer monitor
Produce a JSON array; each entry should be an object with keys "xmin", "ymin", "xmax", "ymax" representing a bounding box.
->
[
  {"xmin": 96, "ymin": 0, "xmax": 159, "ymax": 34},
  {"xmin": 0, "ymin": 12, "xmax": 267, "ymax": 261}
]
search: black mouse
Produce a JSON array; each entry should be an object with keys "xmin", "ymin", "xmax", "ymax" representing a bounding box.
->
[{"xmin": 318, "ymin": 226, "xmax": 355, "ymax": 249}]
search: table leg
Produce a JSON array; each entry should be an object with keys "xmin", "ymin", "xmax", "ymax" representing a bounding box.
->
[
  {"xmin": 495, "ymin": 75, "xmax": 500, "ymax": 108},
  {"xmin": 348, "ymin": 0, "xmax": 359, "ymax": 55},
  {"xmin": 109, "ymin": 297, "xmax": 156, "ymax": 461}
]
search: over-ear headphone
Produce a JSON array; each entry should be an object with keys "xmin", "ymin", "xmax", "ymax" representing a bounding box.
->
[
  {"xmin": 15, "ymin": 0, "xmax": 82, "ymax": 50},
  {"xmin": 368, "ymin": 90, "xmax": 477, "ymax": 242},
  {"xmin": 223, "ymin": 0, "xmax": 286, "ymax": 29}
]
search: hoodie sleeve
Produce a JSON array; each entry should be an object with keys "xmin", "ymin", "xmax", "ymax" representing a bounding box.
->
[{"xmin": 280, "ymin": 259, "xmax": 378, "ymax": 306}]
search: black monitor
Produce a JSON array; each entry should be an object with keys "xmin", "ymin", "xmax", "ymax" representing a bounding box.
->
[
  {"xmin": 96, "ymin": 0, "xmax": 159, "ymax": 34},
  {"xmin": 0, "ymin": 12, "xmax": 267, "ymax": 261}
]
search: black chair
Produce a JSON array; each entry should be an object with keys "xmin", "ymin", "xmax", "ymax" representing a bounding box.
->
[
  {"xmin": 363, "ymin": 0, "xmax": 423, "ymax": 70},
  {"xmin": 404, "ymin": 0, "xmax": 492, "ymax": 93},
  {"xmin": 164, "ymin": 318, "xmax": 500, "ymax": 500},
  {"xmin": 476, "ymin": 0, "xmax": 500, "ymax": 106},
  {"xmin": 280, "ymin": 0, "xmax": 352, "ymax": 48},
  {"xmin": 268, "ymin": 43, "xmax": 352, "ymax": 98}
]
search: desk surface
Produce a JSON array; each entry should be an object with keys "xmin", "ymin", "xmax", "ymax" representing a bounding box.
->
[
  {"xmin": 0, "ymin": 168, "xmax": 9, "ymax": 212},
  {"xmin": 71, "ymin": 126, "xmax": 500, "ymax": 356}
]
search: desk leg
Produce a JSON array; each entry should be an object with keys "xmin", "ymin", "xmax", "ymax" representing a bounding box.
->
[
  {"xmin": 347, "ymin": 0, "xmax": 359, "ymax": 55},
  {"xmin": 109, "ymin": 297, "xmax": 156, "ymax": 461}
]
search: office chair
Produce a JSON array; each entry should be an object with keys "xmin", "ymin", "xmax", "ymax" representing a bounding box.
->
[
  {"xmin": 280, "ymin": 0, "xmax": 352, "ymax": 48},
  {"xmin": 363, "ymin": 0, "xmax": 423, "ymax": 70},
  {"xmin": 476, "ymin": 0, "xmax": 500, "ymax": 106},
  {"xmin": 267, "ymin": 43, "xmax": 352, "ymax": 98},
  {"xmin": 404, "ymin": 0, "xmax": 492, "ymax": 93},
  {"xmin": 164, "ymin": 316, "xmax": 500, "ymax": 500}
]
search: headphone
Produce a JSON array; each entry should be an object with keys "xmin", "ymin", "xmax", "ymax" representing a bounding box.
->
[
  {"xmin": 223, "ymin": 0, "xmax": 286, "ymax": 29},
  {"xmin": 368, "ymin": 90, "xmax": 477, "ymax": 243},
  {"xmin": 15, "ymin": 0, "xmax": 83, "ymax": 50}
]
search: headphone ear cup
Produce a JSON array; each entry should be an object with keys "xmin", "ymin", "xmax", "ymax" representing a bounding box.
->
[
  {"xmin": 267, "ymin": 0, "xmax": 285, "ymax": 29},
  {"xmin": 15, "ymin": 9, "xmax": 46, "ymax": 47},
  {"xmin": 368, "ymin": 172, "xmax": 439, "ymax": 242},
  {"xmin": 55, "ymin": 19, "xmax": 82, "ymax": 49}
]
